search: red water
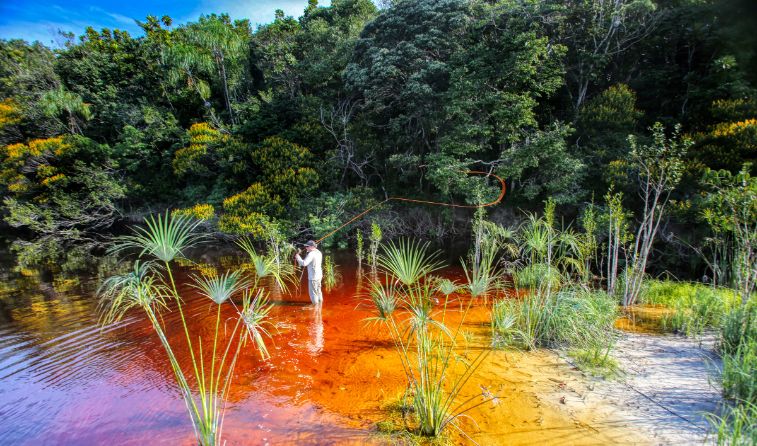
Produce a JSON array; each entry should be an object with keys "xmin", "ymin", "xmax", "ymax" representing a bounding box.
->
[
  {"xmin": 0, "ymin": 254, "xmax": 643, "ymax": 445},
  {"xmin": 0, "ymin": 256, "xmax": 443, "ymax": 445}
]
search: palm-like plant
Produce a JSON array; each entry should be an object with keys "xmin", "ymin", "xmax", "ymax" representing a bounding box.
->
[
  {"xmin": 366, "ymin": 239, "xmax": 493, "ymax": 440},
  {"xmin": 238, "ymin": 289, "xmax": 274, "ymax": 359},
  {"xmin": 236, "ymin": 236, "xmax": 292, "ymax": 291},
  {"xmin": 366, "ymin": 277, "xmax": 399, "ymax": 322},
  {"xmin": 435, "ymin": 278, "xmax": 459, "ymax": 297},
  {"xmin": 462, "ymin": 243, "xmax": 502, "ymax": 300},
  {"xmin": 189, "ymin": 269, "xmax": 250, "ymax": 445},
  {"xmin": 98, "ymin": 260, "xmax": 167, "ymax": 324},
  {"xmin": 378, "ymin": 239, "xmax": 444, "ymax": 286},
  {"xmin": 192, "ymin": 269, "xmax": 248, "ymax": 305},
  {"xmin": 101, "ymin": 213, "xmax": 273, "ymax": 446},
  {"xmin": 113, "ymin": 212, "xmax": 205, "ymax": 267}
]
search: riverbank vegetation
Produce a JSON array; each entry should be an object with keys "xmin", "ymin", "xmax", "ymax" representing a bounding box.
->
[{"xmin": 1, "ymin": 0, "xmax": 756, "ymax": 443}]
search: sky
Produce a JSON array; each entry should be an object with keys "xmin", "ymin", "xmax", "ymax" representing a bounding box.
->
[{"xmin": 0, "ymin": 0, "xmax": 330, "ymax": 47}]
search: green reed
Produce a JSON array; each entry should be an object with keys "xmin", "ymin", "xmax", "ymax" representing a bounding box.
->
[
  {"xmin": 100, "ymin": 213, "xmax": 275, "ymax": 446},
  {"xmin": 367, "ymin": 240, "xmax": 491, "ymax": 440}
]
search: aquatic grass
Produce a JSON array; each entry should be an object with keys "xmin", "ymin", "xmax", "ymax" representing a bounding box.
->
[
  {"xmin": 366, "ymin": 276, "xmax": 399, "ymax": 322},
  {"xmin": 366, "ymin": 242, "xmax": 492, "ymax": 440},
  {"xmin": 378, "ymin": 239, "xmax": 443, "ymax": 286},
  {"xmin": 705, "ymin": 401, "xmax": 757, "ymax": 445},
  {"xmin": 323, "ymin": 255, "xmax": 341, "ymax": 292},
  {"xmin": 98, "ymin": 260, "xmax": 199, "ymax": 439},
  {"xmin": 641, "ymin": 280, "xmax": 740, "ymax": 335},
  {"xmin": 511, "ymin": 262, "xmax": 562, "ymax": 291},
  {"xmin": 235, "ymin": 236, "xmax": 293, "ymax": 291},
  {"xmin": 97, "ymin": 260, "xmax": 168, "ymax": 323},
  {"xmin": 721, "ymin": 304, "xmax": 757, "ymax": 356},
  {"xmin": 238, "ymin": 288, "xmax": 274, "ymax": 359},
  {"xmin": 189, "ymin": 269, "xmax": 251, "ymax": 446},
  {"xmin": 110, "ymin": 211, "xmax": 205, "ymax": 263},
  {"xmin": 435, "ymin": 277, "xmax": 459, "ymax": 297},
  {"xmin": 491, "ymin": 289, "xmax": 617, "ymax": 361},
  {"xmin": 191, "ymin": 269, "xmax": 248, "ymax": 305},
  {"xmin": 461, "ymin": 243, "xmax": 502, "ymax": 300},
  {"xmin": 101, "ymin": 213, "xmax": 273, "ymax": 446},
  {"xmin": 722, "ymin": 339, "xmax": 757, "ymax": 405}
]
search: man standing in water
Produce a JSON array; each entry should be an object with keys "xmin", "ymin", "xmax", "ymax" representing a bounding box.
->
[{"xmin": 295, "ymin": 240, "xmax": 323, "ymax": 306}]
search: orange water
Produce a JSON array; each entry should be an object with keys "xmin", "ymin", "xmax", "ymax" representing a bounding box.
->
[{"xmin": 0, "ymin": 254, "xmax": 645, "ymax": 445}]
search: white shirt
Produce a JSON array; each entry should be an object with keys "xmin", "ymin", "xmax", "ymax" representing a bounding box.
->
[{"xmin": 296, "ymin": 249, "xmax": 323, "ymax": 281}]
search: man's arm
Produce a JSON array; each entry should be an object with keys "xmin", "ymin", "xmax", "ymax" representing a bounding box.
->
[{"xmin": 296, "ymin": 251, "xmax": 313, "ymax": 267}]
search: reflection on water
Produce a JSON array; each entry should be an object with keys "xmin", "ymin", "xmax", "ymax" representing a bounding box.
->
[
  {"xmin": 306, "ymin": 308, "xmax": 324, "ymax": 356},
  {"xmin": 0, "ymin": 245, "xmax": 644, "ymax": 445},
  {"xmin": 0, "ymin": 247, "xmax": 391, "ymax": 445}
]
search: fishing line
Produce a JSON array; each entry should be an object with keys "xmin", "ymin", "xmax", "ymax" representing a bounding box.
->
[
  {"xmin": 313, "ymin": 170, "xmax": 507, "ymax": 245},
  {"xmin": 291, "ymin": 170, "xmax": 505, "ymax": 295}
]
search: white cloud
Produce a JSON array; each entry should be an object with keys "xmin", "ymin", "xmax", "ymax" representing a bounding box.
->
[
  {"xmin": 185, "ymin": 0, "xmax": 331, "ymax": 27},
  {"xmin": 89, "ymin": 7, "xmax": 138, "ymax": 27},
  {"xmin": 0, "ymin": 20, "xmax": 78, "ymax": 46}
]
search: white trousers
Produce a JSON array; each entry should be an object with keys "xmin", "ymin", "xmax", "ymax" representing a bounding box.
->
[{"xmin": 308, "ymin": 279, "xmax": 323, "ymax": 305}]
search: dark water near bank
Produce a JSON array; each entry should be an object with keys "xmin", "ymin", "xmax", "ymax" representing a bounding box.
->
[
  {"xmin": 0, "ymin": 246, "xmax": 403, "ymax": 445},
  {"xmin": 0, "ymin": 242, "xmax": 649, "ymax": 445}
]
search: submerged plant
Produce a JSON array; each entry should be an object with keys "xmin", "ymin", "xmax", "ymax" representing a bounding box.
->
[
  {"xmin": 491, "ymin": 288, "xmax": 617, "ymax": 358},
  {"xmin": 238, "ymin": 288, "xmax": 274, "ymax": 359},
  {"xmin": 356, "ymin": 229, "xmax": 364, "ymax": 270},
  {"xmin": 323, "ymin": 255, "xmax": 341, "ymax": 292},
  {"xmin": 436, "ymin": 277, "xmax": 459, "ymax": 297},
  {"xmin": 462, "ymin": 243, "xmax": 502, "ymax": 300},
  {"xmin": 369, "ymin": 221, "xmax": 382, "ymax": 275},
  {"xmin": 236, "ymin": 236, "xmax": 293, "ymax": 291}
]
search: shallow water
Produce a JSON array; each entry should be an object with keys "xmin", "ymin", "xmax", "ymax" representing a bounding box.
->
[{"xmin": 0, "ymin": 250, "xmax": 643, "ymax": 445}]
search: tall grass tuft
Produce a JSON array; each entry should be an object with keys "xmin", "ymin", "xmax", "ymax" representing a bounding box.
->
[
  {"xmin": 378, "ymin": 239, "xmax": 443, "ymax": 286},
  {"xmin": 100, "ymin": 213, "xmax": 273, "ymax": 446},
  {"xmin": 323, "ymin": 255, "xmax": 341, "ymax": 292},
  {"xmin": 491, "ymin": 289, "xmax": 617, "ymax": 365},
  {"xmin": 367, "ymin": 241, "xmax": 492, "ymax": 440},
  {"xmin": 706, "ymin": 401, "xmax": 757, "ymax": 445},
  {"xmin": 236, "ymin": 236, "xmax": 293, "ymax": 291},
  {"xmin": 641, "ymin": 280, "xmax": 740, "ymax": 335},
  {"xmin": 461, "ymin": 243, "xmax": 501, "ymax": 300}
]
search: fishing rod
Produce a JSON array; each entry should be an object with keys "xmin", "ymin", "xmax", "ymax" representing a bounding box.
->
[
  {"xmin": 291, "ymin": 169, "xmax": 506, "ymax": 292},
  {"xmin": 293, "ymin": 170, "xmax": 506, "ymax": 247}
]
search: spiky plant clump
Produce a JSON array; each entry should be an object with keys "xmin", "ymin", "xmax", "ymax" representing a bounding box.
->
[
  {"xmin": 98, "ymin": 260, "xmax": 167, "ymax": 324},
  {"xmin": 111, "ymin": 211, "xmax": 205, "ymax": 263},
  {"xmin": 101, "ymin": 214, "xmax": 275, "ymax": 446},
  {"xmin": 192, "ymin": 269, "xmax": 248, "ymax": 304},
  {"xmin": 436, "ymin": 278, "xmax": 459, "ymax": 297},
  {"xmin": 236, "ymin": 236, "xmax": 292, "ymax": 291},
  {"xmin": 378, "ymin": 239, "xmax": 444, "ymax": 286},
  {"xmin": 239, "ymin": 288, "xmax": 274, "ymax": 359},
  {"xmin": 323, "ymin": 255, "xmax": 341, "ymax": 292},
  {"xmin": 366, "ymin": 276, "xmax": 399, "ymax": 322}
]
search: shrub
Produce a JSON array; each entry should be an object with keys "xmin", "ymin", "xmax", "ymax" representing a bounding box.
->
[
  {"xmin": 641, "ymin": 280, "xmax": 740, "ymax": 335},
  {"xmin": 491, "ymin": 289, "xmax": 617, "ymax": 357}
]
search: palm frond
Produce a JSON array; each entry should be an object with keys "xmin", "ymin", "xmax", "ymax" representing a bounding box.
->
[{"xmin": 111, "ymin": 211, "xmax": 205, "ymax": 263}]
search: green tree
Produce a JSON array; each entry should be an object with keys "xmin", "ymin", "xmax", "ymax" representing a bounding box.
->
[
  {"xmin": 0, "ymin": 135, "xmax": 125, "ymax": 241},
  {"xmin": 39, "ymin": 86, "xmax": 92, "ymax": 134},
  {"xmin": 167, "ymin": 15, "xmax": 251, "ymax": 126}
]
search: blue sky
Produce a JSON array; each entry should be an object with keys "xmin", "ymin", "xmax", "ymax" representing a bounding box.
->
[{"xmin": 0, "ymin": 0, "xmax": 330, "ymax": 46}]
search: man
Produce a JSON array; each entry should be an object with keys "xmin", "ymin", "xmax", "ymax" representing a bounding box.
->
[{"xmin": 295, "ymin": 240, "xmax": 323, "ymax": 306}]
